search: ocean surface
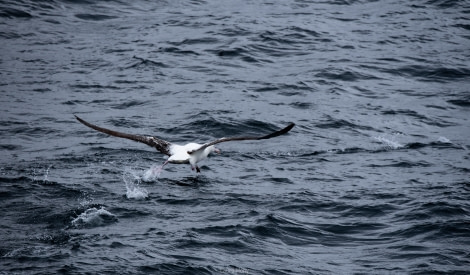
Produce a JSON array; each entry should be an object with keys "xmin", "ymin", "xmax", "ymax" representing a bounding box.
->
[{"xmin": 1, "ymin": 0, "xmax": 469, "ymax": 274}]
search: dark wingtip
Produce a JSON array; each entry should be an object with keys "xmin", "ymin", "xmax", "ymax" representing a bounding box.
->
[
  {"xmin": 286, "ymin": 122, "xmax": 295, "ymax": 131},
  {"xmin": 280, "ymin": 122, "xmax": 295, "ymax": 134},
  {"xmin": 259, "ymin": 122, "xmax": 295, "ymax": 140},
  {"xmin": 74, "ymin": 114, "xmax": 85, "ymax": 124}
]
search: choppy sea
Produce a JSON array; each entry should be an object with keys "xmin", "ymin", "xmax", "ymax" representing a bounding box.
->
[{"xmin": 1, "ymin": 0, "xmax": 469, "ymax": 274}]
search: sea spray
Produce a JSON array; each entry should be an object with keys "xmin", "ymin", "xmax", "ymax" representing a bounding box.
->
[
  {"xmin": 142, "ymin": 163, "xmax": 165, "ymax": 182},
  {"xmin": 373, "ymin": 135, "xmax": 404, "ymax": 150},
  {"xmin": 122, "ymin": 168, "xmax": 149, "ymax": 200},
  {"xmin": 31, "ymin": 164, "xmax": 53, "ymax": 184},
  {"xmin": 71, "ymin": 207, "xmax": 117, "ymax": 228}
]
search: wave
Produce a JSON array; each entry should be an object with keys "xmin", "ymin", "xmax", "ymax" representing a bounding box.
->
[
  {"xmin": 315, "ymin": 116, "xmax": 376, "ymax": 131},
  {"xmin": 386, "ymin": 65, "xmax": 470, "ymax": 82},
  {"xmin": 214, "ymin": 47, "xmax": 261, "ymax": 64},
  {"xmin": 138, "ymin": 263, "xmax": 216, "ymax": 274},
  {"xmin": 447, "ymin": 96, "xmax": 470, "ymax": 107},
  {"xmin": 75, "ymin": 13, "xmax": 119, "ymax": 21},
  {"xmin": 315, "ymin": 67, "xmax": 382, "ymax": 82},
  {"xmin": 71, "ymin": 207, "xmax": 117, "ymax": 228},
  {"xmin": 127, "ymin": 55, "xmax": 170, "ymax": 69},
  {"xmin": 291, "ymin": 135, "xmax": 462, "ymax": 159},
  {"xmin": 0, "ymin": 7, "xmax": 32, "ymax": 19}
]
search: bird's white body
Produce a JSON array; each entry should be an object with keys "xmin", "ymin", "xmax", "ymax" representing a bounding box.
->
[{"xmin": 168, "ymin": 143, "xmax": 218, "ymax": 172}]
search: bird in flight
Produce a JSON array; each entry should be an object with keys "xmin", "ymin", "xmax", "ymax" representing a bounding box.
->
[{"xmin": 75, "ymin": 115, "xmax": 295, "ymax": 173}]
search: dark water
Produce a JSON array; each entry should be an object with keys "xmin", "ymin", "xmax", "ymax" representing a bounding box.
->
[{"xmin": 1, "ymin": 0, "xmax": 470, "ymax": 274}]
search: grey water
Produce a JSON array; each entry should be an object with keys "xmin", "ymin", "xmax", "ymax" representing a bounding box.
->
[{"xmin": 1, "ymin": 0, "xmax": 469, "ymax": 274}]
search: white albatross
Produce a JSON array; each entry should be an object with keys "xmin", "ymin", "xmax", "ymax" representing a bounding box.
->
[{"xmin": 75, "ymin": 115, "xmax": 295, "ymax": 173}]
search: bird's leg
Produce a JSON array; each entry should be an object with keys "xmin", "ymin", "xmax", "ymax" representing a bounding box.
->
[
  {"xmin": 190, "ymin": 165, "xmax": 201, "ymax": 173},
  {"xmin": 154, "ymin": 160, "xmax": 169, "ymax": 175},
  {"xmin": 144, "ymin": 160, "xmax": 168, "ymax": 180}
]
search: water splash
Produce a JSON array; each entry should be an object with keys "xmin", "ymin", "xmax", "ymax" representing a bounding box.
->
[
  {"xmin": 31, "ymin": 164, "xmax": 53, "ymax": 183},
  {"xmin": 122, "ymin": 168, "xmax": 149, "ymax": 200},
  {"xmin": 142, "ymin": 163, "xmax": 166, "ymax": 182},
  {"xmin": 71, "ymin": 207, "xmax": 117, "ymax": 228},
  {"xmin": 373, "ymin": 135, "xmax": 404, "ymax": 150},
  {"xmin": 43, "ymin": 165, "xmax": 52, "ymax": 183}
]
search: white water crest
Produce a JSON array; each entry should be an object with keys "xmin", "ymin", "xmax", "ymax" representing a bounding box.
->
[
  {"xmin": 437, "ymin": 136, "xmax": 451, "ymax": 143},
  {"xmin": 373, "ymin": 135, "xmax": 404, "ymax": 150},
  {"xmin": 71, "ymin": 207, "xmax": 116, "ymax": 228}
]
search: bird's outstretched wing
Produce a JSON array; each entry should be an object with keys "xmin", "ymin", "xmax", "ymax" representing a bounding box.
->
[
  {"xmin": 188, "ymin": 122, "xmax": 295, "ymax": 154},
  {"xmin": 75, "ymin": 115, "xmax": 172, "ymax": 156}
]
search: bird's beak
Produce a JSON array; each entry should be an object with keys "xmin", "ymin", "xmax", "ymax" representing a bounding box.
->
[{"xmin": 214, "ymin": 148, "xmax": 221, "ymax": 154}]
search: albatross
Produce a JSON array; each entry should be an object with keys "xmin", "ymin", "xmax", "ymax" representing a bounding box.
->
[{"xmin": 75, "ymin": 115, "xmax": 295, "ymax": 173}]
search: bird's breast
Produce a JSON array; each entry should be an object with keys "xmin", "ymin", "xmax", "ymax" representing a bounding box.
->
[{"xmin": 168, "ymin": 158, "xmax": 190, "ymax": 164}]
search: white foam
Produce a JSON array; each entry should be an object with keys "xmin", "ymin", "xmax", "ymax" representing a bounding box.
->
[
  {"xmin": 71, "ymin": 207, "xmax": 116, "ymax": 228},
  {"xmin": 437, "ymin": 136, "xmax": 451, "ymax": 143},
  {"xmin": 373, "ymin": 135, "xmax": 404, "ymax": 150}
]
